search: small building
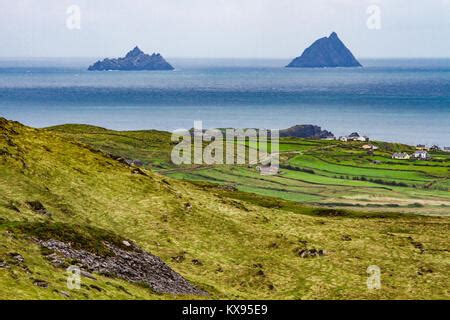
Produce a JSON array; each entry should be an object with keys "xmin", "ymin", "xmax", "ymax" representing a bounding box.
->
[
  {"xmin": 416, "ymin": 144, "xmax": 428, "ymax": 150},
  {"xmin": 257, "ymin": 165, "xmax": 279, "ymax": 176},
  {"xmin": 392, "ymin": 153, "xmax": 411, "ymax": 160},
  {"xmin": 413, "ymin": 150, "xmax": 430, "ymax": 160},
  {"xmin": 340, "ymin": 132, "xmax": 369, "ymax": 142},
  {"xmin": 362, "ymin": 144, "xmax": 379, "ymax": 150},
  {"xmin": 443, "ymin": 147, "xmax": 450, "ymax": 152},
  {"xmin": 430, "ymin": 145, "xmax": 441, "ymax": 152},
  {"xmin": 356, "ymin": 135, "xmax": 370, "ymax": 142}
]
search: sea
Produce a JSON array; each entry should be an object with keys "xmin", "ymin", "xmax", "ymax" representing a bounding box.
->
[{"xmin": 0, "ymin": 58, "xmax": 449, "ymax": 146}]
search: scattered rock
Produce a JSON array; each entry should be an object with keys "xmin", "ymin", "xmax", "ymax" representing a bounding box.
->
[
  {"xmin": 218, "ymin": 184, "xmax": 238, "ymax": 192},
  {"xmin": 122, "ymin": 240, "xmax": 131, "ymax": 247},
  {"xmin": 184, "ymin": 203, "xmax": 193, "ymax": 211},
  {"xmin": 90, "ymin": 284, "xmax": 103, "ymax": 291},
  {"xmin": 131, "ymin": 168, "xmax": 147, "ymax": 176},
  {"xmin": 121, "ymin": 159, "xmax": 144, "ymax": 167},
  {"xmin": 6, "ymin": 201, "xmax": 20, "ymax": 213},
  {"xmin": 417, "ymin": 266, "xmax": 433, "ymax": 275},
  {"xmin": 131, "ymin": 160, "xmax": 144, "ymax": 167},
  {"xmin": 191, "ymin": 259, "xmax": 203, "ymax": 266},
  {"xmin": 298, "ymin": 248, "xmax": 327, "ymax": 258},
  {"xmin": 37, "ymin": 239, "xmax": 206, "ymax": 295},
  {"xmin": 80, "ymin": 270, "xmax": 97, "ymax": 280},
  {"xmin": 172, "ymin": 252, "xmax": 186, "ymax": 263},
  {"xmin": 256, "ymin": 269, "xmax": 265, "ymax": 277},
  {"xmin": 46, "ymin": 252, "xmax": 67, "ymax": 268},
  {"xmin": 33, "ymin": 280, "xmax": 49, "ymax": 288},
  {"xmin": 59, "ymin": 291, "xmax": 70, "ymax": 298},
  {"xmin": 268, "ymin": 242, "xmax": 279, "ymax": 249},
  {"xmin": 341, "ymin": 235, "xmax": 352, "ymax": 241},
  {"xmin": 9, "ymin": 252, "xmax": 25, "ymax": 263},
  {"xmin": 26, "ymin": 201, "xmax": 51, "ymax": 216},
  {"xmin": 411, "ymin": 240, "xmax": 426, "ymax": 254},
  {"xmin": 0, "ymin": 260, "xmax": 8, "ymax": 268}
]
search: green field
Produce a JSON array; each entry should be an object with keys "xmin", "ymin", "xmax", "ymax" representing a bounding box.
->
[{"xmin": 48, "ymin": 124, "xmax": 450, "ymax": 215}]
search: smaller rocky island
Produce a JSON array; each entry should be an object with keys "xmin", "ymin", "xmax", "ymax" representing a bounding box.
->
[
  {"xmin": 286, "ymin": 32, "xmax": 362, "ymax": 68},
  {"xmin": 88, "ymin": 46, "xmax": 174, "ymax": 71},
  {"xmin": 279, "ymin": 125, "xmax": 334, "ymax": 139}
]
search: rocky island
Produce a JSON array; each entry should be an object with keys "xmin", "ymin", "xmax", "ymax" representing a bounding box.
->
[
  {"xmin": 279, "ymin": 124, "xmax": 334, "ymax": 139},
  {"xmin": 286, "ymin": 32, "xmax": 362, "ymax": 68},
  {"xmin": 88, "ymin": 46, "xmax": 174, "ymax": 71}
]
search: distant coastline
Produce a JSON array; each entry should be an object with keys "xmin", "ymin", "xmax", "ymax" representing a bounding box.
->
[{"xmin": 0, "ymin": 58, "xmax": 449, "ymax": 146}]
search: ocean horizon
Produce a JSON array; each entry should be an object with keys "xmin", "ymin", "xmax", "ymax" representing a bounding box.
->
[{"xmin": 0, "ymin": 57, "xmax": 449, "ymax": 146}]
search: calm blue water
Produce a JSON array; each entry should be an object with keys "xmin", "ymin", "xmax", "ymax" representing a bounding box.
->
[{"xmin": 0, "ymin": 58, "xmax": 449, "ymax": 146}]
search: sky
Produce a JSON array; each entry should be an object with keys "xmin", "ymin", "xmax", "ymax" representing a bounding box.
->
[{"xmin": 1, "ymin": 0, "xmax": 450, "ymax": 59}]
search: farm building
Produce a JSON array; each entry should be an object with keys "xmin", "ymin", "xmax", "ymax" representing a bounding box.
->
[
  {"xmin": 430, "ymin": 145, "xmax": 441, "ymax": 151},
  {"xmin": 416, "ymin": 144, "xmax": 428, "ymax": 150},
  {"xmin": 392, "ymin": 153, "xmax": 411, "ymax": 160},
  {"xmin": 413, "ymin": 150, "xmax": 430, "ymax": 160},
  {"xmin": 256, "ymin": 165, "xmax": 280, "ymax": 176},
  {"xmin": 340, "ymin": 133, "xmax": 369, "ymax": 142},
  {"xmin": 362, "ymin": 144, "xmax": 379, "ymax": 150}
]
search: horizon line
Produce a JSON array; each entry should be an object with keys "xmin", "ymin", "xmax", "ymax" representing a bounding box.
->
[{"xmin": 1, "ymin": 56, "xmax": 450, "ymax": 60}]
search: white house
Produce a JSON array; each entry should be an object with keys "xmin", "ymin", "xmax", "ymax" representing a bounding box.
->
[
  {"xmin": 392, "ymin": 153, "xmax": 411, "ymax": 160},
  {"xmin": 340, "ymin": 132, "xmax": 369, "ymax": 142},
  {"xmin": 257, "ymin": 165, "xmax": 279, "ymax": 175},
  {"xmin": 356, "ymin": 136, "xmax": 370, "ymax": 142},
  {"xmin": 413, "ymin": 150, "xmax": 429, "ymax": 160},
  {"xmin": 362, "ymin": 144, "xmax": 379, "ymax": 150}
]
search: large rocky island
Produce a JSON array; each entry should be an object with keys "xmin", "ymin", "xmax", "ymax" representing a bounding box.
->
[
  {"xmin": 286, "ymin": 32, "xmax": 362, "ymax": 68},
  {"xmin": 88, "ymin": 46, "xmax": 174, "ymax": 71}
]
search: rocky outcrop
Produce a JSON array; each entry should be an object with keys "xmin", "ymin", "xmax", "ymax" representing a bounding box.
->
[
  {"xmin": 39, "ymin": 239, "xmax": 207, "ymax": 296},
  {"xmin": 286, "ymin": 32, "xmax": 362, "ymax": 68},
  {"xmin": 88, "ymin": 46, "xmax": 174, "ymax": 71},
  {"xmin": 279, "ymin": 125, "xmax": 334, "ymax": 139}
]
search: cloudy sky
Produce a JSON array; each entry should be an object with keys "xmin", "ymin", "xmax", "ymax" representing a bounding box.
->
[{"xmin": 1, "ymin": 0, "xmax": 450, "ymax": 58}]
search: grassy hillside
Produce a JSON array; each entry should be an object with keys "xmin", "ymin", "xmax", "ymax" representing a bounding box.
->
[{"xmin": 1, "ymin": 119, "xmax": 449, "ymax": 299}]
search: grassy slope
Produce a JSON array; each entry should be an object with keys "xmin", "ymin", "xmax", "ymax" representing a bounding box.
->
[{"xmin": 1, "ymin": 119, "xmax": 449, "ymax": 299}]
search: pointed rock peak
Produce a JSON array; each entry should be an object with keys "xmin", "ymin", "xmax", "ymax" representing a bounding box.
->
[
  {"xmin": 329, "ymin": 32, "xmax": 338, "ymax": 39},
  {"xmin": 286, "ymin": 32, "xmax": 362, "ymax": 68},
  {"xmin": 126, "ymin": 46, "xmax": 144, "ymax": 58}
]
